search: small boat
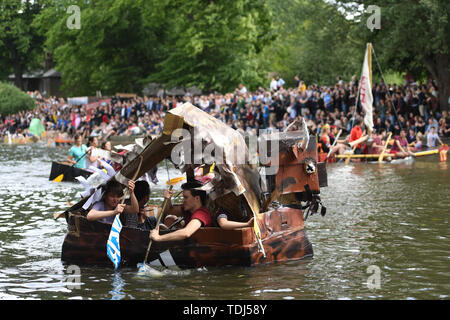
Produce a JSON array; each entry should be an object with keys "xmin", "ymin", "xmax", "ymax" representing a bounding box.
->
[
  {"xmin": 49, "ymin": 161, "xmax": 92, "ymax": 182},
  {"xmin": 60, "ymin": 103, "xmax": 328, "ymax": 269}
]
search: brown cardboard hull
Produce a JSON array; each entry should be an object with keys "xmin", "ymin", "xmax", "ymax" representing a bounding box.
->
[{"xmin": 61, "ymin": 207, "xmax": 313, "ymax": 269}]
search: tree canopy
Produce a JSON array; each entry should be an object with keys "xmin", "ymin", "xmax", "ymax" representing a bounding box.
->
[{"xmin": 0, "ymin": 0, "xmax": 448, "ymax": 110}]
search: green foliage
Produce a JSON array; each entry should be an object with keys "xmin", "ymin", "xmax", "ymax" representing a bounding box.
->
[
  {"xmin": 34, "ymin": 0, "xmax": 164, "ymax": 96},
  {"xmin": 0, "ymin": 82, "xmax": 35, "ymax": 115},
  {"xmin": 34, "ymin": 0, "xmax": 274, "ymax": 95},
  {"xmin": 146, "ymin": 0, "xmax": 275, "ymax": 92},
  {"xmin": 338, "ymin": 0, "xmax": 450, "ymax": 109},
  {"xmin": 0, "ymin": 0, "xmax": 49, "ymax": 88},
  {"xmin": 260, "ymin": 0, "xmax": 362, "ymax": 87}
]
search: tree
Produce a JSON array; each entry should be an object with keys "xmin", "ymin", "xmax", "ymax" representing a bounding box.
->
[
  {"xmin": 35, "ymin": 0, "xmax": 274, "ymax": 96},
  {"xmin": 146, "ymin": 0, "xmax": 275, "ymax": 93},
  {"xmin": 34, "ymin": 0, "xmax": 167, "ymax": 96},
  {"xmin": 0, "ymin": 0, "xmax": 48, "ymax": 90},
  {"xmin": 337, "ymin": 0, "xmax": 450, "ymax": 111},
  {"xmin": 260, "ymin": 0, "xmax": 361, "ymax": 88}
]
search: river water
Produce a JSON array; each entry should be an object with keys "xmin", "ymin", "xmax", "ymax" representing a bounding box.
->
[{"xmin": 0, "ymin": 143, "xmax": 448, "ymax": 300}]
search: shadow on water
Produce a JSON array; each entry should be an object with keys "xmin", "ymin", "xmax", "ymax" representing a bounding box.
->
[{"xmin": 0, "ymin": 143, "xmax": 449, "ymax": 299}]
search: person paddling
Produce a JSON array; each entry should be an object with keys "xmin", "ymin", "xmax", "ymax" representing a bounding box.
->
[{"xmin": 68, "ymin": 134, "xmax": 88, "ymax": 169}]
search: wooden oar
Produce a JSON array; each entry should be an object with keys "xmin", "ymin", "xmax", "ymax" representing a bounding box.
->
[
  {"xmin": 378, "ymin": 132, "xmax": 392, "ymax": 163},
  {"xmin": 53, "ymin": 149, "xmax": 89, "ymax": 182},
  {"xmin": 325, "ymin": 129, "xmax": 342, "ymax": 162},
  {"xmin": 345, "ymin": 146, "xmax": 357, "ymax": 165},
  {"xmin": 142, "ymin": 184, "xmax": 173, "ymax": 265}
]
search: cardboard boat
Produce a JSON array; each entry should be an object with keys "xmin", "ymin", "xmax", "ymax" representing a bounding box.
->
[{"xmin": 60, "ymin": 103, "xmax": 327, "ymax": 269}]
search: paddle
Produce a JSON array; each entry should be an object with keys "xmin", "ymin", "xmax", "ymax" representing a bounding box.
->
[
  {"xmin": 137, "ymin": 159, "xmax": 173, "ymax": 276},
  {"xmin": 325, "ymin": 129, "xmax": 342, "ymax": 162},
  {"xmin": 378, "ymin": 132, "xmax": 392, "ymax": 163},
  {"xmin": 345, "ymin": 146, "xmax": 357, "ymax": 165},
  {"xmin": 141, "ymin": 184, "xmax": 174, "ymax": 266},
  {"xmin": 53, "ymin": 148, "xmax": 89, "ymax": 182},
  {"xmin": 107, "ymin": 155, "xmax": 143, "ymax": 270}
]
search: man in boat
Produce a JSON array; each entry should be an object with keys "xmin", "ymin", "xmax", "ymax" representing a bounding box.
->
[
  {"xmin": 121, "ymin": 180, "xmax": 159, "ymax": 231},
  {"xmin": 149, "ymin": 180, "xmax": 212, "ymax": 242},
  {"xmin": 349, "ymin": 118, "xmax": 366, "ymax": 154},
  {"xmin": 216, "ymin": 210, "xmax": 254, "ymax": 230}
]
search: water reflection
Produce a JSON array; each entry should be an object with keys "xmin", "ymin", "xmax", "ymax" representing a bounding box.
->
[
  {"xmin": 110, "ymin": 272, "xmax": 126, "ymax": 300},
  {"xmin": 0, "ymin": 143, "xmax": 449, "ymax": 299}
]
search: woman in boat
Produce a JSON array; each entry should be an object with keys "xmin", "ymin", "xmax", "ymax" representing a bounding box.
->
[
  {"xmin": 86, "ymin": 179, "xmax": 139, "ymax": 223},
  {"xmin": 320, "ymin": 124, "xmax": 346, "ymax": 157},
  {"xmin": 85, "ymin": 136, "xmax": 101, "ymax": 171},
  {"xmin": 68, "ymin": 134, "xmax": 88, "ymax": 169},
  {"xmin": 390, "ymin": 129, "xmax": 414, "ymax": 158},
  {"xmin": 367, "ymin": 128, "xmax": 387, "ymax": 154},
  {"xmin": 149, "ymin": 181, "xmax": 212, "ymax": 242}
]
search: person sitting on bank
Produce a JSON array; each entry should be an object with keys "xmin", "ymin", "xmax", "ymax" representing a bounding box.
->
[
  {"xmin": 216, "ymin": 209, "xmax": 254, "ymax": 230},
  {"xmin": 149, "ymin": 181, "xmax": 212, "ymax": 242},
  {"xmin": 86, "ymin": 179, "xmax": 139, "ymax": 223}
]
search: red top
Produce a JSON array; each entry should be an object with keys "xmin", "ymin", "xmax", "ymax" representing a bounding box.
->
[
  {"xmin": 350, "ymin": 126, "xmax": 363, "ymax": 148},
  {"xmin": 182, "ymin": 206, "xmax": 212, "ymax": 227}
]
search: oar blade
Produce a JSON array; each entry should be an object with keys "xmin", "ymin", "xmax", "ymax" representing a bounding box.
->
[{"xmin": 53, "ymin": 174, "xmax": 64, "ymax": 182}]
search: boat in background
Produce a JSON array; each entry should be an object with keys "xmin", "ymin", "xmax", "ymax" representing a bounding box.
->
[{"xmin": 49, "ymin": 161, "xmax": 92, "ymax": 182}]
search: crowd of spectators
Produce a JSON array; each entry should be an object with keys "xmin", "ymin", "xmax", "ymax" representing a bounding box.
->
[{"xmin": 1, "ymin": 75, "xmax": 449, "ymax": 144}]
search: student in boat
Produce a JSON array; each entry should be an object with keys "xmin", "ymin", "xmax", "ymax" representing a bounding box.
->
[
  {"xmin": 216, "ymin": 210, "xmax": 254, "ymax": 230},
  {"xmin": 349, "ymin": 118, "xmax": 365, "ymax": 154},
  {"xmin": 390, "ymin": 129, "xmax": 414, "ymax": 158},
  {"xmin": 367, "ymin": 128, "xmax": 387, "ymax": 154},
  {"xmin": 319, "ymin": 124, "xmax": 346, "ymax": 157},
  {"xmin": 86, "ymin": 179, "xmax": 139, "ymax": 223},
  {"xmin": 85, "ymin": 136, "xmax": 101, "ymax": 170},
  {"xmin": 121, "ymin": 180, "xmax": 158, "ymax": 231},
  {"xmin": 149, "ymin": 181, "xmax": 212, "ymax": 242},
  {"xmin": 425, "ymin": 126, "xmax": 443, "ymax": 148},
  {"xmin": 68, "ymin": 134, "xmax": 88, "ymax": 169}
]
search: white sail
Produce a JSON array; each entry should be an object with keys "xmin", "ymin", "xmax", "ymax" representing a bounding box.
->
[{"xmin": 360, "ymin": 43, "xmax": 374, "ymax": 133}]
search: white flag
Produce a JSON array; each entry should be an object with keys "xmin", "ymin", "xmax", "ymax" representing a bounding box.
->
[{"xmin": 360, "ymin": 45, "xmax": 374, "ymax": 133}]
